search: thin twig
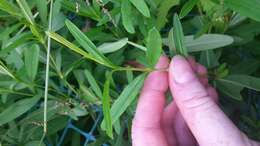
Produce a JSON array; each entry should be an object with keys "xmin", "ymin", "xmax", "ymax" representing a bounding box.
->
[{"xmin": 43, "ymin": 0, "xmax": 53, "ymax": 134}]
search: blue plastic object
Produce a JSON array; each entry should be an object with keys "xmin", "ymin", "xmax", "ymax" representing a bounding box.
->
[{"xmin": 56, "ymin": 106, "xmax": 102, "ymax": 146}]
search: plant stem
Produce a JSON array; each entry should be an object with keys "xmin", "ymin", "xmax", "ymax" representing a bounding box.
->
[
  {"xmin": 113, "ymin": 66, "xmax": 168, "ymax": 73},
  {"xmin": 43, "ymin": 0, "xmax": 53, "ymax": 134},
  {"xmin": 114, "ymin": 67, "xmax": 153, "ymax": 72},
  {"xmin": 0, "ymin": 89, "xmax": 33, "ymax": 96}
]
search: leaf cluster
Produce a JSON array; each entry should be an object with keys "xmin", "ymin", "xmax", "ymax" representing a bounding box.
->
[{"xmin": 0, "ymin": 0, "xmax": 260, "ymax": 145}]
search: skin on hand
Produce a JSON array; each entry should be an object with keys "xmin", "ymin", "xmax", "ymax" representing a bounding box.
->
[{"xmin": 131, "ymin": 55, "xmax": 260, "ymax": 146}]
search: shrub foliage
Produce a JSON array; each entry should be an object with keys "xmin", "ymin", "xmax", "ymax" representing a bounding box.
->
[{"xmin": 0, "ymin": 0, "xmax": 260, "ymax": 145}]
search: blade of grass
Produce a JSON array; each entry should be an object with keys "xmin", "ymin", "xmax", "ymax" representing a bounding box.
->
[{"xmin": 43, "ymin": 0, "xmax": 53, "ymax": 135}]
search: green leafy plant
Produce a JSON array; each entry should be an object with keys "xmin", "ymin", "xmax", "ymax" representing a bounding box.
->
[{"xmin": 0, "ymin": 0, "xmax": 260, "ymax": 145}]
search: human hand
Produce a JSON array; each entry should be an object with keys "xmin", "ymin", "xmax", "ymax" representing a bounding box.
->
[{"xmin": 131, "ymin": 55, "xmax": 260, "ymax": 146}]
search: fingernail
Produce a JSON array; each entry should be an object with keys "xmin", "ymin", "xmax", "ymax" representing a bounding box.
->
[{"xmin": 171, "ymin": 55, "xmax": 196, "ymax": 84}]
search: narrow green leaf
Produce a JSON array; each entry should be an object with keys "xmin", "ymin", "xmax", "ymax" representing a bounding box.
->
[
  {"xmin": 52, "ymin": 12, "xmax": 66, "ymax": 31},
  {"xmin": 0, "ymin": 62, "xmax": 15, "ymax": 79},
  {"xmin": 0, "ymin": 32, "xmax": 34, "ymax": 56},
  {"xmin": 164, "ymin": 34, "xmax": 234, "ymax": 52},
  {"xmin": 179, "ymin": 0, "xmax": 198, "ymax": 19},
  {"xmin": 225, "ymin": 0, "xmax": 260, "ymax": 22},
  {"xmin": 121, "ymin": 0, "xmax": 135, "ymax": 33},
  {"xmin": 199, "ymin": 50, "xmax": 219, "ymax": 68},
  {"xmin": 16, "ymin": 0, "xmax": 35, "ymax": 24},
  {"xmin": 71, "ymin": 106, "xmax": 88, "ymax": 117},
  {"xmin": 0, "ymin": 95, "xmax": 41, "ymax": 126},
  {"xmin": 126, "ymin": 70, "xmax": 134, "ymax": 83},
  {"xmin": 102, "ymin": 73, "xmax": 113, "ymax": 138},
  {"xmin": 65, "ymin": 20, "xmax": 115, "ymax": 67},
  {"xmin": 19, "ymin": 100, "xmax": 67, "ymax": 124},
  {"xmin": 114, "ymin": 119, "xmax": 121, "ymax": 135},
  {"xmin": 25, "ymin": 141, "xmax": 45, "ymax": 146},
  {"xmin": 97, "ymin": 38, "xmax": 128, "ymax": 54},
  {"xmin": 216, "ymin": 80, "xmax": 242, "ymax": 100},
  {"xmin": 84, "ymin": 70, "xmax": 103, "ymax": 98},
  {"xmin": 55, "ymin": 49, "xmax": 62, "ymax": 72},
  {"xmin": 173, "ymin": 14, "xmax": 188, "ymax": 56},
  {"xmin": 168, "ymin": 28, "xmax": 175, "ymax": 56},
  {"xmin": 151, "ymin": 0, "xmax": 164, "ymax": 7},
  {"xmin": 218, "ymin": 69, "xmax": 229, "ymax": 79},
  {"xmin": 101, "ymin": 74, "xmax": 146, "ymax": 128},
  {"xmin": 36, "ymin": 0, "xmax": 48, "ymax": 23},
  {"xmin": 200, "ymin": 0, "xmax": 216, "ymax": 13},
  {"xmin": 185, "ymin": 34, "xmax": 234, "ymax": 52},
  {"xmin": 229, "ymin": 13, "xmax": 247, "ymax": 27},
  {"xmin": 80, "ymin": 85, "xmax": 98, "ymax": 103},
  {"xmin": 218, "ymin": 75, "xmax": 260, "ymax": 91},
  {"xmin": 0, "ymin": 0, "xmax": 21, "ymax": 17},
  {"xmin": 168, "ymin": 28, "xmax": 175, "ymax": 50},
  {"xmin": 29, "ymin": 25, "xmax": 44, "ymax": 44},
  {"xmin": 24, "ymin": 44, "xmax": 40, "ymax": 81},
  {"xmin": 194, "ymin": 20, "xmax": 211, "ymax": 38},
  {"xmin": 129, "ymin": 0, "xmax": 150, "ymax": 17},
  {"xmin": 156, "ymin": 0, "xmax": 180, "ymax": 29},
  {"xmin": 146, "ymin": 27, "xmax": 162, "ymax": 67},
  {"xmin": 216, "ymin": 63, "xmax": 227, "ymax": 74},
  {"xmin": 46, "ymin": 31, "xmax": 110, "ymax": 67},
  {"xmin": 230, "ymin": 59, "xmax": 259, "ymax": 75}
]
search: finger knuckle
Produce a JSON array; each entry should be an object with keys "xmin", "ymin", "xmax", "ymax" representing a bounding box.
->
[{"xmin": 181, "ymin": 94, "xmax": 215, "ymax": 112}]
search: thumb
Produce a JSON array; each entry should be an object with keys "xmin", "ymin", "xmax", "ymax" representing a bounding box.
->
[{"xmin": 169, "ymin": 55, "xmax": 251, "ymax": 146}]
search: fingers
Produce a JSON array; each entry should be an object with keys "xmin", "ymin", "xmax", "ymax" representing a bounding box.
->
[
  {"xmin": 251, "ymin": 140, "xmax": 260, "ymax": 146},
  {"xmin": 194, "ymin": 62, "xmax": 218, "ymax": 103},
  {"xmin": 133, "ymin": 56, "xmax": 169, "ymax": 127},
  {"xmin": 196, "ymin": 63, "xmax": 209, "ymax": 86},
  {"xmin": 169, "ymin": 55, "xmax": 247, "ymax": 146},
  {"xmin": 173, "ymin": 111, "xmax": 197, "ymax": 146},
  {"xmin": 162, "ymin": 102, "xmax": 178, "ymax": 146},
  {"xmin": 163, "ymin": 58, "xmax": 212, "ymax": 146},
  {"xmin": 132, "ymin": 56, "xmax": 169, "ymax": 146},
  {"xmin": 206, "ymin": 86, "xmax": 218, "ymax": 103}
]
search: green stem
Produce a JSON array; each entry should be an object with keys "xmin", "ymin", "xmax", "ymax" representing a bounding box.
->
[
  {"xmin": 43, "ymin": 0, "xmax": 53, "ymax": 136},
  {"xmin": 0, "ymin": 89, "xmax": 33, "ymax": 96},
  {"xmin": 113, "ymin": 66, "xmax": 168, "ymax": 73},
  {"xmin": 114, "ymin": 67, "xmax": 153, "ymax": 72}
]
